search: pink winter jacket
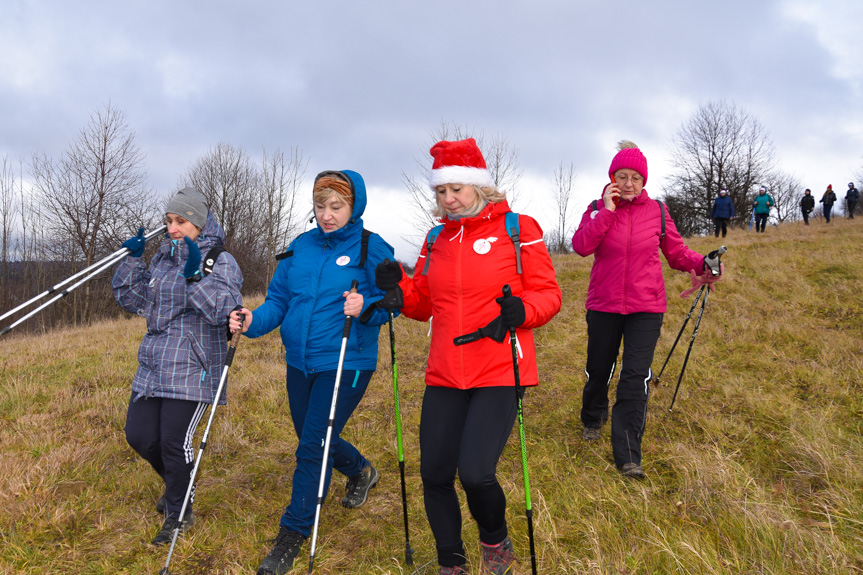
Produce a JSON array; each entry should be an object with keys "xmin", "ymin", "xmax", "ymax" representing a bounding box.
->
[{"xmin": 571, "ymin": 190, "xmax": 704, "ymax": 314}]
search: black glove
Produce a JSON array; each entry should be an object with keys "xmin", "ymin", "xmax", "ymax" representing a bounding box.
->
[
  {"xmin": 122, "ymin": 227, "xmax": 146, "ymax": 258},
  {"xmin": 183, "ymin": 236, "xmax": 202, "ymax": 282},
  {"xmin": 375, "ymin": 259, "xmax": 403, "ymax": 291},
  {"xmin": 495, "ymin": 294, "xmax": 526, "ymax": 330}
]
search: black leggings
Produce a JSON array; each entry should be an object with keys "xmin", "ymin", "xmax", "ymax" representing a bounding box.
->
[
  {"xmin": 420, "ymin": 385, "xmax": 517, "ymax": 568},
  {"xmin": 754, "ymin": 213, "xmax": 768, "ymax": 232},
  {"xmin": 713, "ymin": 218, "xmax": 728, "ymax": 238},
  {"xmin": 125, "ymin": 393, "xmax": 207, "ymax": 518}
]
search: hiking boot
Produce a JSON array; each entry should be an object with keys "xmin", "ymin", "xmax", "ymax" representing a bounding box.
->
[
  {"xmin": 151, "ymin": 512, "xmax": 195, "ymax": 546},
  {"xmin": 582, "ymin": 426, "xmax": 601, "ymax": 442},
  {"xmin": 439, "ymin": 566, "xmax": 468, "ymax": 575},
  {"xmin": 257, "ymin": 526, "xmax": 306, "ymax": 575},
  {"xmin": 620, "ymin": 462, "xmax": 645, "ymax": 479},
  {"xmin": 341, "ymin": 463, "xmax": 379, "ymax": 508},
  {"xmin": 481, "ymin": 536, "xmax": 515, "ymax": 574}
]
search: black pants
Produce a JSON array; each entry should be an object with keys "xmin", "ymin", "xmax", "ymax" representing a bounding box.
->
[
  {"xmin": 125, "ymin": 393, "xmax": 207, "ymax": 518},
  {"xmin": 802, "ymin": 209, "xmax": 811, "ymax": 225},
  {"xmin": 754, "ymin": 213, "xmax": 768, "ymax": 232},
  {"xmin": 420, "ymin": 385, "xmax": 517, "ymax": 568},
  {"xmin": 582, "ymin": 310, "xmax": 663, "ymax": 468},
  {"xmin": 713, "ymin": 218, "xmax": 728, "ymax": 238},
  {"xmin": 848, "ymin": 200, "xmax": 857, "ymax": 218}
]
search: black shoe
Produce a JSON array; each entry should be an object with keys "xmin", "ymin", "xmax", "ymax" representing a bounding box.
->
[
  {"xmin": 341, "ymin": 463, "xmax": 379, "ymax": 508},
  {"xmin": 620, "ymin": 463, "xmax": 645, "ymax": 479},
  {"xmin": 257, "ymin": 527, "xmax": 306, "ymax": 575},
  {"xmin": 155, "ymin": 492, "xmax": 166, "ymax": 515},
  {"xmin": 151, "ymin": 512, "xmax": 195, "ymax": 546}
]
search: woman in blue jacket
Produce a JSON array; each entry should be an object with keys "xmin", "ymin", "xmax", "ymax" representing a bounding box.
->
[
  {"xmin": 710, "ymin": 188, "xmax": 735, "ymax": 238},
  {"xmin": 113, "ymin": 187, "xmax": 243, "ymax": 545},
  {"xmin": 229, "ymin": 170, "xmax": 395, "ymax": 575}
]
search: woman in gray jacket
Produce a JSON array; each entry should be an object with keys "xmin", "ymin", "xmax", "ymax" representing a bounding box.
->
[{"xmin": 113, "ymin": 187, "xmax": 243, "ymax": 545}]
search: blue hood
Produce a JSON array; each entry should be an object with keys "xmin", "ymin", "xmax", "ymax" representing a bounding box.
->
[{"xmin": 313, "ymin": 169, "xmax": 367, "ymax": 239}]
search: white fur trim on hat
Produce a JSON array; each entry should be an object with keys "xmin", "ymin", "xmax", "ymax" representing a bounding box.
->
[{"xmin": 429, "ymin": 166, "xmax": 495, "ymax": 190}]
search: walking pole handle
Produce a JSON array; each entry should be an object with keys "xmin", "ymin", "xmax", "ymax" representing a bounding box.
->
[{"xmin": 342, "ymin": 279, "xmax": 358, "ymax": 337}]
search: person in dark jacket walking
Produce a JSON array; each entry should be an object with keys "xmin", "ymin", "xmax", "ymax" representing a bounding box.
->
[
  {"xmin": 572, "ymin": 141, "xmax": 723, "ymax": 479},
  {"xmin": 752, "ymin": 185, "xmax": 774, "ymax": 233},
  {"xmin": 710, "ymin": 188, "xmax": 735, "ymax": 237},
  {"xmin": 800, "ymin": 189, "xmax": 815, "ymax": 225},
  {"xmin": 229, "ymin": 170, "xmax": 395, "ymax": 575},
  {"xmin": 113, "ymin": 187, "xmax": 243, "ymax": 545},
  {"xmin": 375, "ymin": 138, "xmax": 561, "ymax": 575},
  {"xmin": 820, "ymin": 185, "xmax": 837, "ymax": 223},
  {"xmin": 846, "ymin": 182, "xmax": 859, "ymax": 219}
]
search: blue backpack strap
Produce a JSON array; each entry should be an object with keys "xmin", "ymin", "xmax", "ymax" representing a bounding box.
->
[
  {"xmin": 505, "ymin": 211, "xmax": 522, "ymax": 274},
  {"xmin": 421, "ymin": 225, "xmax": 444, "ymax": 275}
]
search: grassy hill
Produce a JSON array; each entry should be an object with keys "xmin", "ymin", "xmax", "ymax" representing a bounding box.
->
[{"xmin": 1, "ymin": 218, "xmax": 861, "ymax": 574}]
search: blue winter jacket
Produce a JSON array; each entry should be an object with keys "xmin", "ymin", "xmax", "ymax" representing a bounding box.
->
[
  {"xmin": 244, "ymin": 170, "xmax": 395, "ymax": 375},
  {"xmin": 710, "ymin": 195, "xmax": 735, "ymax": 219},
  {"xmin": 113, "ymin": 213, "xmax": 243, "ymax": 404}
]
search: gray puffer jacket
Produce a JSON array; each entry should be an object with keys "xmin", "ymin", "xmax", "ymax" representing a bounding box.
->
[{"xmin": 112, "ymin": 213, "xmax": 243, "ymax": 404}]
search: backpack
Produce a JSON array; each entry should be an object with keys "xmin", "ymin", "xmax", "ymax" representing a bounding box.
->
[
  {"xmin": 421, "ymin": 211, "xmax": 522, "ymax": 275},
  {"xmin": 275, "ymin": 228, "xmax": 374, "ymax": 265},
  {"xmin": 591, "ymin": 199, "xmax": 666, "ymax": 243}
]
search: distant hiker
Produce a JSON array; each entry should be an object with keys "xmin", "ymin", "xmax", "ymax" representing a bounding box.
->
[
  {"xmin": 228, "ymin": 170, "xmax": 395, "ymax": 575},
  {"xmin": 374, "ymin": 138, "xmax": 561, "ymax": 575},
  {"xmin": 799, "ymin": 189, "xmax": 815, "ymax": 225},
  {"xmin": 112, "ymin": 187, "xmax": 243, "ymax": 546},
  {"xmin": 710, "ymin": 188, "xmax": 735, "ymax": 238},
  {"xmin": 846, "ymin": 182, "xmax": 859, "ymax": 219},
  {"xmin": 752, "ymin": 185, "xmax": 774, "ymax": 233},
  {"xmin": 820, "ymin": 185, "xmax": 837, "ymax": 223},
  {"xmin": 572, "ymin": 141, "xmax": 723, "ymax": 479}
]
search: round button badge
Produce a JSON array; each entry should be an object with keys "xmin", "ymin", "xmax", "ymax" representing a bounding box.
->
[
  {"xmin": 473, "ymin": 239, "xmax": 491, "ymax": 255},
  {"xmin": 336, "ymin": 256, "xmax": 351, "ymax": 266}
]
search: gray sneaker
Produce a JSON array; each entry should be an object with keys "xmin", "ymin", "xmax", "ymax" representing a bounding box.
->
[
  {"xmin": 257, "ymin": 527, "xmax": 306, "ymax": 575},
  {"xmin": 620, "ymin": 463, "xmax": 645, "ymax": 479},
  {"xmin": 341, "ymin": 464, "xmax": 379, "ymax": 508},
  {"xmin": 582, "ymin": 427, "xmax": 601, "ymax": 441}
]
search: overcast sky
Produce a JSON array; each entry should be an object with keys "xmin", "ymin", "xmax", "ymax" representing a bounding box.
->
[{"xmin": 2, "ymin": 1, "xmax": 861, "ymax": 260}]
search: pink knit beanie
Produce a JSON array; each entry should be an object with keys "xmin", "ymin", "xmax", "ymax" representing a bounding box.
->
[{"xmin": 608, "ymin": 141, "xmax": 648, "ymax": 184}]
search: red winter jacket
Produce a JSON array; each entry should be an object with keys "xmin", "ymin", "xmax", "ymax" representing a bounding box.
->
[
  {"xmin": 398, "ymin": 201, "xmax": 561, "ymax": 389},
  {"xmin": 571, "ymin": 190, "xmax": 704, "ymax": 314}
]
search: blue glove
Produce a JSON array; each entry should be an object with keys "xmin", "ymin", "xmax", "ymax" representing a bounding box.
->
[
  {"xmin": 183, "ymin": 236, "xmax": 202, "ymax": 282},
  {"xmin": 122, "ymin": 227, "xmax": 146, "ymax": 258}
]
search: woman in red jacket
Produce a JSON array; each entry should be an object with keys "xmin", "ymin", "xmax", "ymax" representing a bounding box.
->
[
  {"xmin": 376, "ymin": 138, "xmax": 561, "ymax": 575},
  {"xmin": 572, "ymin": 141, "xmax": 722, "ymax": 478}
]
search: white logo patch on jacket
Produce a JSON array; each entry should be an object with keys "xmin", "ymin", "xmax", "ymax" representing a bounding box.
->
[
  {"xmin": 336, "ymin": 255, "xmax": 351, "ymax": 266},
  {"xmin": 473, "ymin": 236, "xmax": 498, "ymax": 255}
]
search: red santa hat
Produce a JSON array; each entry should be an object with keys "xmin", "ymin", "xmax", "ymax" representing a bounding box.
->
[{"xmin": 428, "ymin": 138, "xmax": 495, "ymax": 190}]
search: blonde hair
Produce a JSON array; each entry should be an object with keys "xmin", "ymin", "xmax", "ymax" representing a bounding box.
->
[{"xmin": 431, "ymin": 184, "xmax": 507, "ymax": 219}]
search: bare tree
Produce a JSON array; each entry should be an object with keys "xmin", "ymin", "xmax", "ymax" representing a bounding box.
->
[
  {"xmin": 30, "ymin": 103, "xmax": 156, "ymax": 322},
  {"xmin": 402, "ymin": 121, "xmax": 524, "ymax": 249},
  {"xmin": 547, "ymin": 161, "xmax": 577, "ymax": 254},
  {"xmin": 260, "ymin": 146, "xmax": 307, "ymax": 282},
  {"xmin": 663, "ymin": 100, "xmax": 775, "ymax": 236},
  {"xmin": 762, "ymin": 171, "xmax": 802, "ymax": 223},
  {"xmin": 0, "ymin": 156, "xmax": 19, "ymax": 310}
]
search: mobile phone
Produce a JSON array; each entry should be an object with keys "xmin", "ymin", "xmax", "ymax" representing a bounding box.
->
[{"xmin": 610, "ymin": 174, "xmax": 619, "ymax": 206}]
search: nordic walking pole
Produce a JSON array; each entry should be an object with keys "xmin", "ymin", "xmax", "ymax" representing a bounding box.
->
[
  {"xmin": 308, "ymin": 280, "xmax": 358, "ymax": 574},
  {"xmin": 159, "ymin": 312, "xmax": 245, "ymax": 575},
  {"xmin": 0, "ymin": 225, "xmax": 166, "ymax": 323},
  {"xmin": 502, "ymin": 284, "xmax": 538, "ymax": 575},
  {"xmin": 653, "ymin": 285, "xmax": 705, "ymax": 384},
  {"xmin": 668, "ymin": 289, "xmax": 709, "ymax": 412},
  {"xmin": 387, "ymin": 308, "xmax": 414, "ymax": 566}
]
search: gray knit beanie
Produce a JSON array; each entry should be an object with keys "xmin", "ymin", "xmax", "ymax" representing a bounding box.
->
[{"xmin": 166, "ymin": 187, "xmax": 208, "ymax": 229}]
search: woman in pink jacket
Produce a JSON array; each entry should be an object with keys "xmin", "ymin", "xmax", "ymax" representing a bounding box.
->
[{"xmin": 572, "ymin": 141, "xmax": 721, "ymax": 478}]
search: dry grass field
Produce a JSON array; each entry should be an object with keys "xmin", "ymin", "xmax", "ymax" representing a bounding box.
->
[{"xmin": 1, "ymin": 217, "xmax": 861, "ymax": 574}]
